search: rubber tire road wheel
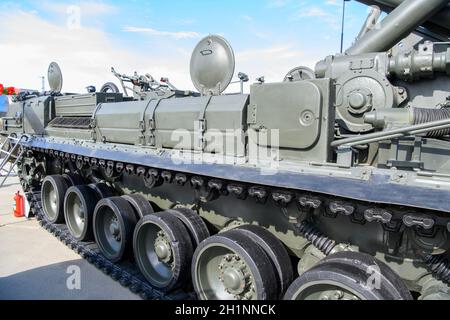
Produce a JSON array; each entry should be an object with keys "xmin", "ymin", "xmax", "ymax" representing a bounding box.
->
[
  {"xmin": 133, "ymin": 212, "xmax": 193, "ymax": 292},
  {"xmin": 284, "ymin": 252, "xmax": 413, "ymax": 300},
  {"xmin": 93, "ymin": 197, "xmax": 138, "ymax": 262},
  {"xmin": 41, "ymin": 175, "xmax": 69, "ymax": 224},
  {"xmin": 100, "ymin": 82, "xmax": 120, "ymax": 93},
  {"xmin": 315, "ymin": 251, "xmax": 413, "ymax": 300},
  {"xmin": 121, "ymin": 194, "xmax": 154, "ymax": 219},
  {"xmin": 88, "ymin": 183, "xmax": 115, "ymax": 199},
  {"xmin": 167, "ymin": 208, "xmax": 210, "ymax": 247},
  {"xmin": 232, "ymin": 225, "xmax": 294, "ymax": 298},
  {"xmin": 62, "ymin": 173, "xmax": 85, "ymax": 187},
  {"xmin": 64, "ymin": 185, "xmax": 99, "ymax": 241},
  {"xmin": 192, "ymin": 231, "xmax": 278, "ymax": 300}
]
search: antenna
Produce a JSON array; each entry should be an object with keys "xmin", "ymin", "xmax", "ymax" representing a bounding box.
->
[{"xmin": 340, "ymin": 0, "xmax": 351, "ymax": 53}]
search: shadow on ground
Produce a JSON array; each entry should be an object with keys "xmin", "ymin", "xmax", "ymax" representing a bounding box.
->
[{"xmin": 0, "ymin": 259, "xmax": 140, "ymax": 300}]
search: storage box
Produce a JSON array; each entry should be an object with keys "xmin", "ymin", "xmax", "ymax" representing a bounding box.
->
[{"xmin": 54, "ymin": 93, "xmax": 123, "ymax": 117}]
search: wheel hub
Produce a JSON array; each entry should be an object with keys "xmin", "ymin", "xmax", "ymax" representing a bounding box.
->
[
  {"xmin": 154, "ymin": 231, "xmax": 173, "ymax": 264},
  {"xmin": 109, "ymin": 218, "xmax": 121, "ymax": 241},
  {"xmin": 75, "ymin": 207, "xmax": 84, "ymax": 219},
  {"xmin": 218, "ymin": 254, "xmax": 254, "ymax": 299},
  {"xmin": 222, "ymin": 268, "xmax": 245, "ymax": 294},
  {"xmin": 318, "ymin": 289, "xmax": 358, "ymax": 301},
  {"xmin": 50, "ymin": 190, "xmax": 57, "ymax": 212}
]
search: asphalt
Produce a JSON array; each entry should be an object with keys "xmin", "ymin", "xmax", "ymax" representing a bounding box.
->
[{"xmin": 0, "ymin": 173, "xmax": 140, "ymax": 300}]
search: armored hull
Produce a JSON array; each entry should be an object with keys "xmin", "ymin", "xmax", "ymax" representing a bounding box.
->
[{"xmin": 2, "ymin": 0, "xmax": 449, "ymax": 300}]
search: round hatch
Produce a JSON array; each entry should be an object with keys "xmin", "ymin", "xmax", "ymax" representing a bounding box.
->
[
  {"xmin": 190, "ymin": 35, "xmax": 235, "ymax": 95},
  {"xmin": 48, "ymin": 62, "xmax": 63, "ymax": 93}
]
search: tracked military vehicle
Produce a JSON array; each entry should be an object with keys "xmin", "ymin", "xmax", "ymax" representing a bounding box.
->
[{"xmin": 1, "ymin": 0, "xmax": 449, "ymax": 300}]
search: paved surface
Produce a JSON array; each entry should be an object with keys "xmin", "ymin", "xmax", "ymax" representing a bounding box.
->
[{"xmin": 0, "ymin": 174, "xmax": 140, "ymax": 300}]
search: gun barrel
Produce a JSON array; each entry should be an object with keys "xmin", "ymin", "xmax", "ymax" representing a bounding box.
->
[
  {"xmin": 347, "ymin": 0, "xmax": 448, "ymax": 55},
  {"xmin": 356, "ymin": 0, "xmax": 450, "ymax": 32}
]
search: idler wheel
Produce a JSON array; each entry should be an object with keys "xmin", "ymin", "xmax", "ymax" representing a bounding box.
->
[
  {"xmin": 133, "ymin": 212, "xmax": 193, "ymax": 292},
  {"xmin": 64, "ymin": 185, "xmax": 100, "ymax": 241},
  {"xmin": 41, "ymin": 175, "xmax": 69, "ymax": 224},
  {"xmin": 121, "ymin": 194, "xmax": 154, "ymax": 219},
  {"xmin": 167, "ymin": 208, "xmax": 210, "ymax": 247},
  {"xmin": 232, "ymin": 225, "xmax": 293, "ymax": 298},
  {"xmin": 93, "ymin": 197, "xmax": 138, "ymax": 262},
  {"xmin": 191, "ymin": 231, "xmax": 278, "ymax": 300},
  {"xmin": 284, "ymin": 251, "xmax": 413, "ymax": 300}
]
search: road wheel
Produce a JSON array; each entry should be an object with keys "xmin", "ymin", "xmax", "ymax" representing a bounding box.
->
[
  {"xmin": 41, "ymin": 175, "xmax": 69, "ymax": 224},
  {"xmin": 314, "ymin": 251, "xmax": 412, "ymax": 300},
  {"xmin": 133, "ymin": 211, "xmax": 193, "ymax": 292},
  {"xmin": 233, "ymin": 225, "xmax": 293, "ymax": 298},
  {"xmin": 192, "ymin": 231, "xmax": 278, "ymax": 300},
  {"xmin": 284, "ymin": 251, "xmax": 413, "ymax": 300},
  {"xmin": 62, "ymin": 173, "xmax": 85, "ymax": 187},
  {"xmin": 121, "ymin": 194, "xmax": 154, "ymax": 219},
  {"xmin": 93, "ymin": 197, "xmax": 137, "ymax": 262},
  {"xmin": 167, "ymin": 208, "xmax": 210, "ymax": 247},
  {"xmin": 87, "ymin": 183, "xmax": 115, "ymax": 199},
  {"xmin": 64, "ymin": 185, "xmax": 100, "ymax": 241}
]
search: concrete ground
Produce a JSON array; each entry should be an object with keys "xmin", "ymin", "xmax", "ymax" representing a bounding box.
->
[{"xmin": 0, "ymin": 173, "xmax": 140, "ymax": 300}]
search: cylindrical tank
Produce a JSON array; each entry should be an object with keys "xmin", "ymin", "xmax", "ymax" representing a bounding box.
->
[{"xmin": 347, "ymin": 0, "xmax": 448, "ymax": 55}]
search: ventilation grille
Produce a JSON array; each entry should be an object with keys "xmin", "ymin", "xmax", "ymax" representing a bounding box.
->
[{"xmin": 49, "ymin": 117, "xmax": 91, "ymax": 129}]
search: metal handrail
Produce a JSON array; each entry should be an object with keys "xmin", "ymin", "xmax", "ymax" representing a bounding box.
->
[{"xmin": 331, "ymin": 118, "xmax": 450, "ymax": 148}]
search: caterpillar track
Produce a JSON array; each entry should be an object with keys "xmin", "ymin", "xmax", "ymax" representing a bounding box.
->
[
  {"xmin": 15, "ymin": 144, "xmax": 450, "ymax": 300},
  {"xmin": 21, "ymin": 178, "xmax": 194, "ymax": 300}
]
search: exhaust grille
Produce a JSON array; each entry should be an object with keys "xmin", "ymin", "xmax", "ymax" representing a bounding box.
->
[{"xmin": 49, "ymin": 117, "xmax": 91, "ymax": 129}]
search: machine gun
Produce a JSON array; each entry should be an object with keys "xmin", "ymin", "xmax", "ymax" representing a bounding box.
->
[{"xmin": 105, "ymin": 67, "xmax": 178, "ymax": 100}]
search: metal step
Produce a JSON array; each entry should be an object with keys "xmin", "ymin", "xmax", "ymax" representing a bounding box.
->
[{"xmin": 0, "ymin": 135, "xmax": 28, "ymax": 187}]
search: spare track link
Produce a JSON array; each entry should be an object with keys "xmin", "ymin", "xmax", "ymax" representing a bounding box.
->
[{"xmin": 22, "ymin": 182, "xmax": 194, "ymax": 300}]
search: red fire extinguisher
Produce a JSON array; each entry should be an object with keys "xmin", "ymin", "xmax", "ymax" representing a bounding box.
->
[{"xmin": 13, "ymin": 191, "xmax": 24, "ymax": 218}]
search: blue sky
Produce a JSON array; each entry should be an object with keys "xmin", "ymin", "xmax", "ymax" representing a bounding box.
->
[{"xmin": 0, "ymin": 0, "xmax": 372, "ymax": 93}]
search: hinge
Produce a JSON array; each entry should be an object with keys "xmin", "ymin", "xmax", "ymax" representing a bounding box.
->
[
  {"xmin": 149, "ymin": 119, "xmax": 156, "ymax": 130},
  {"xmin": 148, "ymin": 133, "xmax": 155, "ymax": 146},
  {"xmin": 197, "ymin": 119, "xmax": 206, "ymax": 132}
]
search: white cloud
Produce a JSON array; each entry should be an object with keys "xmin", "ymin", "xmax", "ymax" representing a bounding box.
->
[
  {"xmin": 40, "ymin": 1, "xmax": 118, "ymax": 16},
  {"xmin": 175, "ymin": 18, "xmax": 197, "ymax": 26},
  {"xmin": 234, "ymin": 45, "xmax": 316, "ymax": 88},
  {"xmin": 297, "ymin": 7, "xmax": 329, "ymax": 18},
  {"xmin": 325, "ymin": 0, "xmax": 343, "ymax": 7},
  {"xmin": 0, "ymin": 10, "xmax": 194, "ymax": 93},
  {"xmin": 241, "ymin": 15, "xmax": 253, "ymax": 21},
  {"xmin": 123, "ymin": 26, "xmax": 200, "ymax": 39},
  {"xmin": 267, "ymin": 0, "xmax": 291, "ymax": 8},
  {"xmin": 0, "ymin": 7, "xmax": 320, "ymax": 96},
  {"xmin": 293, "ymin": 6, "xmax": 341, "ymax": 29}
]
